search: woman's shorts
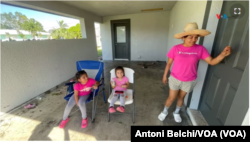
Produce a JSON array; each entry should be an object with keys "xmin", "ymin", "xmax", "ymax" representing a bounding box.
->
[{"xmin": 168, "ymin": 75, "xmax": 197, "ymax": 93}]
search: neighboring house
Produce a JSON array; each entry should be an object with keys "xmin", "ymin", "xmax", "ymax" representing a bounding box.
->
[{"xmin": 0, "ymin": 29, "xmax": 50, "ymax": 41}]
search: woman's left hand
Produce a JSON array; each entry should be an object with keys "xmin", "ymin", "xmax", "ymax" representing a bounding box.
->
[
  {"xmin": 93, "ymin": 85, "xmax": 98, "ymax": 89},
  {"xmin": 121, "ymin": 85, "xmax": 127, "ymax": 88},
  {"xmin": 220, "ymin": 46, "xmax": 231, "ymax": 57}
]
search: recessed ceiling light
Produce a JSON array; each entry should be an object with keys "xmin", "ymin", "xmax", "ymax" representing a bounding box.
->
[{"xmin": 141, "ymin": 8, "xmax": 163, "ymax": 12}]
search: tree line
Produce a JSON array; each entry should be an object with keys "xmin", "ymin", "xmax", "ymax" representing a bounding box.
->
[{"xmin": 1, "ymin": 12, "xmax": 82, "ymax": 40}]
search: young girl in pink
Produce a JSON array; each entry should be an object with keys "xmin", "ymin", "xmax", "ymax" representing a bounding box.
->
[
  {"xmin": 109, "ymin": 66, "xmax": 129, "ymax": 113},
  {"xmin": 59, "ymin": 70, "xmax": 99, "ymax": 129}
]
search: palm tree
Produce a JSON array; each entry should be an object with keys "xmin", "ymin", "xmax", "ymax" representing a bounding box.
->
[
  {"xmin": 57, "ymin": 20, "xmax": 68, "ymax": 39},
  {"xmin": 50, "ymin": 20, "xmax": 69, "ymax": 39},
  {"xmin": 50, "ymin": 28, "xmax": 61, "ymax": 39},
  {"xmin": 57, "ymin": 20, "xmax": 68, "ymax": 29},
  {"xmin": 17, "ymin": 30, "xmax": 26, "ymax": 41}
]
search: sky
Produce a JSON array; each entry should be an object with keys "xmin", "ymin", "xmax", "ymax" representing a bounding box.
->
[{"xmin": 0, "ymin": 4, "xmax": 80, "ymax": 32}]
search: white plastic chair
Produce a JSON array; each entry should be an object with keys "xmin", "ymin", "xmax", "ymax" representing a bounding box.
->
[{"xmin": 107, "ymin": 67, "xmax": 135, "ymax": 123}]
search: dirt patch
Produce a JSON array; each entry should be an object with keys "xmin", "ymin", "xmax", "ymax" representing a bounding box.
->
[
  {"xmin": 51, "ymin": 92, "xmax": 63, "ymax": 95},
  {"xmin": 45, "ymin": 90, "xmax": 51, "ymax": 94},
  {"xmin": 46, "ymin": 120, "xmax": 57, "ymax": 126},
  {"xmin": 0, "ymin": 131, "xmax": 5, "ymax": 138}
]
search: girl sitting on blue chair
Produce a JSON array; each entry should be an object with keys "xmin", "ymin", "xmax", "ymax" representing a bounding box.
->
[{"xmin": 59, "ymin": 70, "xmax": 99, "ymax": 129}]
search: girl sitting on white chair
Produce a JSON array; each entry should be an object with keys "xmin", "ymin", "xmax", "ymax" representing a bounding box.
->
[{"xmin": 109, "ymin": 66, "xmax": 129, "ymax": 113}]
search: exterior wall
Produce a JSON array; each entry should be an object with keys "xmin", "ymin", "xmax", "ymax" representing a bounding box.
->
[
  {"xmin": 242, "ymin": 109, "xmax": 249, "ymax": 125},
  {"xmin": 101, "ymin": 11, "xmax": 170, "ymax": 61},
  {"xmin": 166, "ymin": 1, "xmax": 207, "ymax": 54},
  {"xmin": 1, "ymin": 1, "xmax": 101, "ymax": 113},
  {"xmin": 1, "ymin": 39, "xmax": 98, "ymax": 113},
  {"xmin": 1, "ymin": 35, "xmax": 5, "ymax": 39}
]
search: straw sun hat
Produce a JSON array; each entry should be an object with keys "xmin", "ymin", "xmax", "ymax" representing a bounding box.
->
[{"xmin": 174, "ymin": 22, "xmax": 211, "ymax": 39}]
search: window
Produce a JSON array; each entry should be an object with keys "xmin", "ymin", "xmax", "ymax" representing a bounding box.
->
[{"xmin": 0, "ymin": 3, "xmax": 82, "ymax": 42}]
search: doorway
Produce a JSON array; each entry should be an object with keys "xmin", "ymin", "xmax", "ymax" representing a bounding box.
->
[
  {"xmin": 111, "ymin": 19, "xmax": 130, "ymax": 60},
  {"xmin": 199, "ymin": 1, "xmax": 249, "ymax": 125}
]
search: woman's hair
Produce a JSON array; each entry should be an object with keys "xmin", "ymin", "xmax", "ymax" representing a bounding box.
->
[
  {"xmin": 182, "ymin": 35, "xmax": 200, "ymax": 39},
  {"xmin": 75, "ymin": 70, "xmax": 87, "ymax": 80},
  {"xmin": 115, "ymin": 66, "xmax": 125, "ymax": 77},
  {"xmin": 182, "ymin": 35, "xmax": 200, "ymax": 42},
  {"xmin": 183, "ymin": 35, "xmax": 188, "ymax": 38}
]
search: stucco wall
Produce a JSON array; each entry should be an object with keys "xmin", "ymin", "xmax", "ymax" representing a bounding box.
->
[
  {"xmin": 1, "ymin": 39, "xmax": 98, "ymax": 112},
  {"xmin": 1, "ymin": 1, "xmax": 101, "ymax": 112},
  {"xmin": 101, "ymin": 11, "xmax": 170, "ymax": 61}
]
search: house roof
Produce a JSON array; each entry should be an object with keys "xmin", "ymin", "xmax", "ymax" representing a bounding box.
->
[{"xmin": 0, "ymin": 30, "xmax": 50, "ymax": 35}]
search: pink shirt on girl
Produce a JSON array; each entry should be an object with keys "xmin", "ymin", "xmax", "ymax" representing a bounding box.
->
[
  {"xmin": 167, "ymin": 44, "xmax": 210, "ymax": 82},
  {"xmin": 74, "ymin": 78, "xmax": 96, "ymax": 96},
  {"xmin": 113, "ymin": 76, "xmax": 129, "ymax": 91}
]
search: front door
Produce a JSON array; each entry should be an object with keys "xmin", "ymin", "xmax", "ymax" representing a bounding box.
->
[
  {"xmin": 111, "ymin": 19, "xmax": 130, "ymax": 60},
  {"xmin": 199, "ymin": 1, "xmax": 249, "ymax": 125}
]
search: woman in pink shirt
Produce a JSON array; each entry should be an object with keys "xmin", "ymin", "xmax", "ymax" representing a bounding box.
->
[{"xmin": 158, "ymin": 22, "xmax": 231, "ymax": 123}]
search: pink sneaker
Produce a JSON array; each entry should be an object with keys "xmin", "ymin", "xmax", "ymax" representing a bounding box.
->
[
  {"xmin": 116, "ymin": 106, "xmax": 125, "ymax": 113},
  {"xmin": 59, "ymin": 118, "xmax": 69, "ymax": 128},
  {"xmin": 81, "ymin": 118, "xmax": 88, "ymax": 129},
  {"xmin": 109, "ymin": 107, "xmax": 116, "ymax": 113}
]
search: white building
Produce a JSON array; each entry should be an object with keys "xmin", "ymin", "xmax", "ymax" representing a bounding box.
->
[{"xmin": 0, "ymin": 29, "xmax": 50, "ymax": 41}]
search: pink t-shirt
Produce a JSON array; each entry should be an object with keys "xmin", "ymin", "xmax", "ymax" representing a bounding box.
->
[
  {"xmin": 113, "ymin": 76, "xmax": 129, "ymax": 91},
  {"xmin": 167, "ymin": 44, "xmax": 210, "ymax": 81},
  {"xmin": 74, "ymin": 78, "xmax": 96, "ymax": 96}
]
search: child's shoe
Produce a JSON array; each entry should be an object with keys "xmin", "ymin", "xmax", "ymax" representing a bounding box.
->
[
  {"xmin": 116, "ymin": 106, "xmax": 125, "ymax": 113},
  {"xmin": 59, "ymin": 118, "xmax": 69, "ymax": 128},
  {"xmin": 109, "ymin": 106, "xmax": 116, "ymax": 113},
  {"xmin": 24, "ymin": 103, "xmax": 36, "ymax": 109},
  {"xmin": 81, "ymin": 118, "xmax": 88, "ymax": 128}
]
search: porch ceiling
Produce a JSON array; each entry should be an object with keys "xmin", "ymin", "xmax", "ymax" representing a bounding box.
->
[{"xmin": 60, "ymin": 1, "xmax": 177, "ymax": 17}]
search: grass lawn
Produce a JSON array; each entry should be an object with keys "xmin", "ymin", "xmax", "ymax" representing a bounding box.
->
[{"xmin": 97, "ymin": 47, "xmax": 102, "ymax": 57}]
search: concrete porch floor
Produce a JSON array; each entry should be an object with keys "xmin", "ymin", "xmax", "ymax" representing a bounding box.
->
[{"xmin": 0, "ymin": 61, "xmax": 192, "ymax": 141}]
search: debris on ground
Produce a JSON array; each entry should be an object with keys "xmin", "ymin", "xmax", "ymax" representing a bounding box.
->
[
  {"xmin": 138, "ymin": 62, "xmax": 157, "ymax": 69},
  {"xmin": 24, "ymin": 103, "xmax": 36, "ymax": 109},
  {"xmin": 45, "ymin": 90, "xmax": 51, "ymax": 94},
  {"xmin": 51, "ymin": 92, "xmax": 62, "ymax": 95}
]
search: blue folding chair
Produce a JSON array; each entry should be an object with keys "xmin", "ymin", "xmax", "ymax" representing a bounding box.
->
[{"xmin": 64, "ymin": 60, "xmax": 106, "ymax": 123}]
